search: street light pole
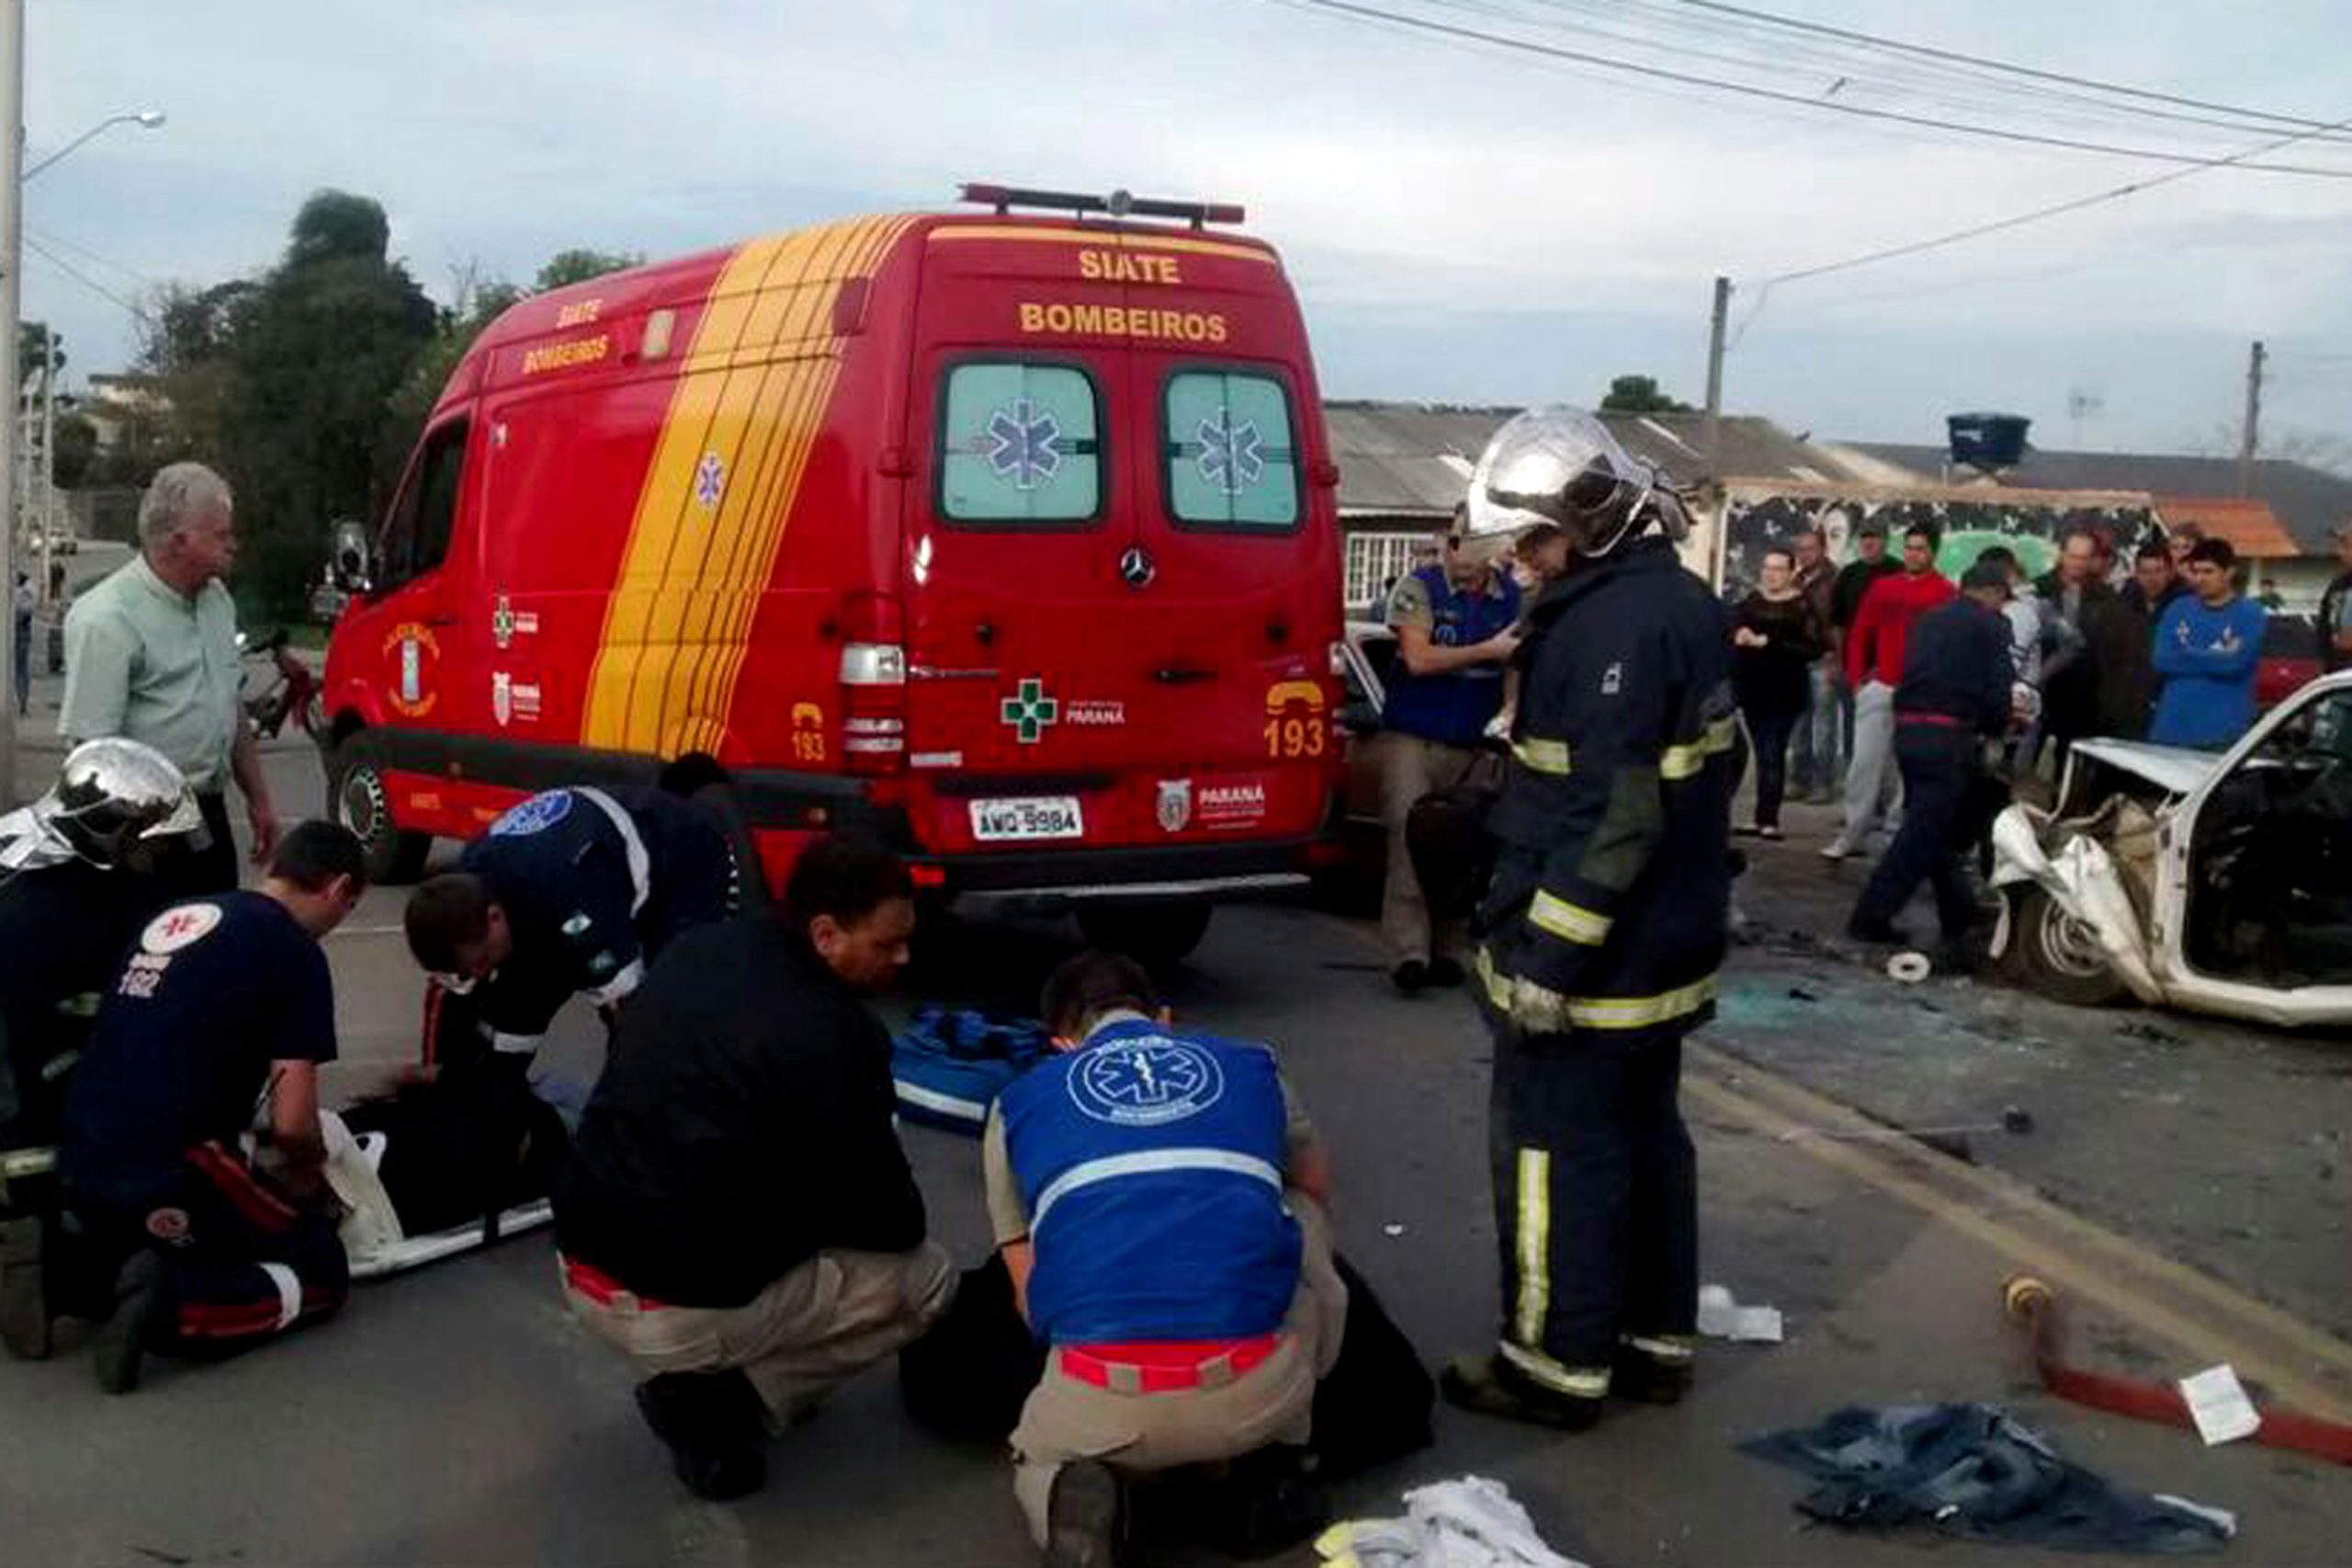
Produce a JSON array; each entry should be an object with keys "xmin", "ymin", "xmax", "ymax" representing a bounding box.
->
[
  {"xmin": 0, "ymin": 0, "xmax": 23, "ymax": 808},
  {"xmin": 22, "ymin": 107, "xmax": 163, "ymax": 182}
]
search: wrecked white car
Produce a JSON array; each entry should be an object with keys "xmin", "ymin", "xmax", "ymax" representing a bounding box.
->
[{"xmin": 1990, "ymin": 671, "xmax": 2352, "ymax": 1028}]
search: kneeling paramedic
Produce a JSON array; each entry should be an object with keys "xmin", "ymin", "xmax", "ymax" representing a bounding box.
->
[
  {"xmin": 987, "ymin": 950, "xmax": 1347, "ymax": 1566},
  {"xmin": 1443, "ymin": 409, "xmax": 1733, "ymax": 1430},
  {"xmin": 402, "ymin": 782, "xmax": 740, "ymax": 1076},
  {"xmin": 59, "ymin": 820, "xmax": 367, "ymax": 1393},
  {"xmin": 0, "ymin": 739, "xmax": 202, "ymax": 1359},
  {"xmin": 552, "ymin": 834, "xmax": 953, "ymax": 1502}
]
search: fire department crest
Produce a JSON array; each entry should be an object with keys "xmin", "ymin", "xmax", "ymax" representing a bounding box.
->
[
  {"xmin": 1069, "ymin": 1035, "xmax": 1225, "ymax": 1127},
  {"xmin": 492, "ymin": 671, "xmax": 513, "ymax": 727},
  {"xmin": 1156, "ymin": 778, "xmax": 1193, "ymax": 834}
]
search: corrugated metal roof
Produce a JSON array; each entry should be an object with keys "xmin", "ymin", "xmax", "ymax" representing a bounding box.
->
[
  {"xmin": 1841, "ymin": 442, "xmax": 2352, "ymax": 554},
  {"xmin": 1324, "ymin": 401, "xmax": 1873, "ymax": 517}
]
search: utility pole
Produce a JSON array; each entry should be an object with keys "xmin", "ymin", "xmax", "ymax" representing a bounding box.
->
[
  {"xmin": 0, "ymin": 0, "xmax": 24, "ymax": 809},
  {"xmin": 1702, "ymin": 275, "xmax": 1731, "ymax": 475},
  {"xmin": 2236, "ymin": 339, "xmax": 2265, "ymax": 499}
]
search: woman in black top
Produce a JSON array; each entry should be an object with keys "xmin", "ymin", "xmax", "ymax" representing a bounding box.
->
[{"xmin": 1733, "ymin": 547, "xmax": 1830, "ymax": 837}]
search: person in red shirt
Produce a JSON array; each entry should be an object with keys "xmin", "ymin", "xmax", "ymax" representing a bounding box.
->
[{"xmin": 1825, "ymin": 525, "xmax": 1956, "ymax": 862}]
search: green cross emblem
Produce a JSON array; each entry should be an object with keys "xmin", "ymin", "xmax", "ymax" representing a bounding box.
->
[
  {"xmin": 1000, "ymin": 677, "xmax": 1059, "ymax": 744},
  {"xmin": 492, "ymin": 597, "xmax": 516, "ymax": 649}
]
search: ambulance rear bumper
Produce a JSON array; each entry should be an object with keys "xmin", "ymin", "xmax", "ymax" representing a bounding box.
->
[{"xmin": 911, "ymin": 839, "xmax": 1317, "ymax": 908}]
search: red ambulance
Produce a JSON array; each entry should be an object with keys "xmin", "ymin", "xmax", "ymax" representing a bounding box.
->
[{"xmin": 320, "ymin": 186, "xmax": 1344, "ymax": 961}]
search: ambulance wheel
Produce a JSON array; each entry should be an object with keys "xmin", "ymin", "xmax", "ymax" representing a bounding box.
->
[
  {"xmin": 1077, "ymin": 902, "xmax": 1213, "ymax": 969},
  {"xmin": 330, "ymin": 741, "xmax": 432, "ymax": 886},
  {"xmin": 2006, "ymin": 888, "xmax": 2125, "ymax": 1009}
]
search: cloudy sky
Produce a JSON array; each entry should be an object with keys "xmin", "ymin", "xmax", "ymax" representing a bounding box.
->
[{"xmin": 25, "ymin": 0, "xmax": 2352, "ymax": 456}]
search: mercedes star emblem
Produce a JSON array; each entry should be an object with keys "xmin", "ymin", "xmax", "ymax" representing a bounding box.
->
[{"xmin": 1118, "ymin": 547, "xmax": 1156, "ymax": 589}]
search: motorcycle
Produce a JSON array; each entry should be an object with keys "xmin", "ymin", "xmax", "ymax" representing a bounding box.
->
[{"xmin": 241, "ymin": 628, "xmax": 323, "ymax": 741}]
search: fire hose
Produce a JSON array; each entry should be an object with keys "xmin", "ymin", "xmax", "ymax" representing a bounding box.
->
[{"xmin": 2002, "ymin": 1275, "xmax": 2352, "ymax": 1468}]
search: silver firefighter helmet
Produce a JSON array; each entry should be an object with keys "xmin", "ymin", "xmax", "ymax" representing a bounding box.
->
[
  {"xmin": 1465, "ymin": 406, "xmax": 1676, "ymax": 558},
  {"xmin": 34, "ymin": 738, "xmax": 202, "ymax": 867}
]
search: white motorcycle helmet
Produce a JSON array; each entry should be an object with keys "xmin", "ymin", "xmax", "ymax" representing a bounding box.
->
[{"xmin": 1464, "ymin": 407, "xmax": 1687, "ymax": 559}]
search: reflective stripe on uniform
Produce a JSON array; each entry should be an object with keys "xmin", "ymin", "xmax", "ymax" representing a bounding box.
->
[
  {"xmin": 1563, "ymin": 975, "xmax": 1720, "ymax": 1030},
  {"xmin": 1659, "ymin": 716, "xmax": 1738, "ymax": 781},
  {"xmin": 573, "ymin": 786, "xmax": 653, "ymax": 917},
  {"xmin": 1498, "ymin": 1339, "xmax": 1611, "ymax": 1399},
  {"xmin": 1529, "ymin": 891, "xmax": 1611, "ymax": 947},
  {"xmin": 1475, "ymin": 947, "xmax": 1719, "ymax": 1032},
  {"xmin": 1512, "ymin": 1147, "xmax": 1551, "ymax": 1347},
  {"xmin": 489, "ymin": 1030, "xmax": 547, "ymax": 1055},
  {"xmin": 1030, "ymin": 1147, "xmax": 1284, "ymax": 1234},
  {"xmin": 1623, "ymin": 1332, "xmax": 1696, "ymax": 1365},
  {"xmin": 1513, "ymin": 737, "xmax": 1572, "ymax": 775}
]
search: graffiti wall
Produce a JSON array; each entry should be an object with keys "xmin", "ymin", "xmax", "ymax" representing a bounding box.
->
[{"xmin": 1718, "ymin": 484, "xmax": 2164, "ymax": 594}]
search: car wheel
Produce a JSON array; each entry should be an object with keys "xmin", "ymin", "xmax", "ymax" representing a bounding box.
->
[
  {"xmin": 330, "ymin": 739, "xmax": 431, "ymax": 886},
  {"xmin": 2007, "ymin": 887, "xmax": 2125, "ymax": 1008},
  {"xmin": 1077, "ymin": 901, "xmax": 1214, "ymax": 969}
]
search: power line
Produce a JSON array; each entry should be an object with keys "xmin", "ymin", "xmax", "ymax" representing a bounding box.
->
[
  {"xmin": 23, "ymin": 235, "xmax": 150, "ymax": 322},
  {"xmin": 1283, "ymin": 0, "xmax": 2352, "ymax": 176},
  {"xmin": 1661, "ymin": 0, "xmax": 2347, "ymax": 140},
  {"xmin": 25, "ymin": 225, "xmax": 153, "ymax": 289},
  {"xmin": 1520, "ymin": 0, "xmax": 2352, "ymax": 151},
  {"xmin": 1730, "ymin": 107, "xmax": 2352, "ymax": 345}
]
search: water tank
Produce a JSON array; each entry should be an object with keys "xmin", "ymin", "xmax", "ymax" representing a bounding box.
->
[{"xmin": 1946, "ymin": 412, "xmax": 2030, "ymax": 473}]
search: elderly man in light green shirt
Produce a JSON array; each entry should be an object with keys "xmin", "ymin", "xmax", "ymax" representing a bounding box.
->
[{"xmin": 59, "ymin": 462, "xmax": 280, "ymax": 892}]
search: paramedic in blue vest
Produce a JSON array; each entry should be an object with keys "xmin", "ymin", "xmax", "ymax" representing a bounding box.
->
[
  {"xmin": 984, "ymin": 950, "xmax": 1347, "ymax": 1567},
  {"xmin": 1378, "ymin": 504, "xmax": 1521, "ymax": 994},
  {"xmin": 401, "ymin": 781, "xmax": 741, "ymax": 1077},
  {"xmin": 1441, "ymin": 410, "xmax": 1732, "ymax": 1432}
]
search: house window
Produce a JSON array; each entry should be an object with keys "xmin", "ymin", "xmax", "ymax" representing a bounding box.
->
[{"xmin": 1344, "ymin": 530, "xmax": 1433, "ymax": 611}]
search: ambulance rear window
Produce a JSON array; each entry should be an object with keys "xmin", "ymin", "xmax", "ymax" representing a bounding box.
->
[
  {"xmin": 939, "ymin": 362, "xmax": 1102, "ymax": 525},
  {"xmin": 1163, "ymin": 371, "xmax": 1300, "ymax": 531}
]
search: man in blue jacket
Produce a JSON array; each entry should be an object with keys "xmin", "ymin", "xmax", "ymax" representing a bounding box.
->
[
  {"xmin": 2151, "ymin": 538, "xmax": 2267, "ymax": 750},
  {"xmin": 1377, "ymin": 507, "xmax": 1521, "ymax": 994},
  {"xmin": 985, "ymin": 951, "xmax": 1344, "ymax": 1566}
]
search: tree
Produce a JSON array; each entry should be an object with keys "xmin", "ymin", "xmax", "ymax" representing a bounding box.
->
[
  {"xmin": 52, "ymin": 411, "xmax": 98, "ymax": 490},
  {"xmin": 535, "ymin": 247, "xmax": 641, "ymax": 292},
  {"xmin": 1599, "ymin": 374, "xmax": 1693, "ymax": 414}
]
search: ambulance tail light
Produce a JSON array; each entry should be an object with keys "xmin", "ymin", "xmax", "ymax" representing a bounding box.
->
[{"xmin": 839, "ymin": 592, "xmax": 907, "ymax": 775}]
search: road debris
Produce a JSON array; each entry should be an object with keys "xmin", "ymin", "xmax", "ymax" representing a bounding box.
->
[
  {"xmin": 1316, "ymin": 1475, "xmax": 1587, "ymax": 1568},
  {"xmin": 2178, "ymin": 1364, "xmax": 2261, "ymax": 1447},
  {"xmin": 1697, "ymin": 1283, "xmax": 1783, "ymax": 1343}
]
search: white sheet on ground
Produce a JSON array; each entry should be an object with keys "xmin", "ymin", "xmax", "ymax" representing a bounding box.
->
[{"xmin": 1317, "ymin": 1475, "xmax": 1588, "ymax": 1568}]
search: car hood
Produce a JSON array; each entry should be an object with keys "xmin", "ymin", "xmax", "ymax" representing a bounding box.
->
[{"xmin": 2067, "ymin": 739, "xmax": 2221, "ymax": 798}]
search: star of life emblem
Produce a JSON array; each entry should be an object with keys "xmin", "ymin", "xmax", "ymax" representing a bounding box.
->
[
  {"xmin": 1069, "ymin": 1034, "xmax": 1226, "ymax": 1127},
  {"xmin": 694, "ymin": 452, "xmax": 726, "ymax": 509},
  {"xmin": 1196, "ymin": 411, "xmax": 1264, "ymax": 494},
  {"xmin": 985, "ymin": 399, "xmax": 1064, "ymax": 491}
]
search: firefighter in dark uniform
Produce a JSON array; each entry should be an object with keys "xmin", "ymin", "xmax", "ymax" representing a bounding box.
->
[
  {"xmin": 402, "ymin": 784, "xmax": 741, "ymax": 1074},
  {"xmin": 61, "ymin": 820, "xmax": 367, "ymax": 1393},
  {"xmin": 0, "ymin": 739, "xmax": 202, "ymax": 1359},
  {"xmin": 1439, "ymin": 409, "xmax": 1735, "ymax": 1430}
]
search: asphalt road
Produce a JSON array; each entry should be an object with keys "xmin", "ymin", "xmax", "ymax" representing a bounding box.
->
[{"xmin": 2, "ymin": 734, "xmax": 2347, "ymax": 1566}]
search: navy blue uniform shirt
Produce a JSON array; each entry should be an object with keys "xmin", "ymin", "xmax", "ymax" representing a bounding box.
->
[
  {"xmin": 1895, "ymin": 596, "xmax": 2015, "ymax": 737},
  {"xmin": 63, "ymin": 891, "xmax": 336, "ymax": 1201}
]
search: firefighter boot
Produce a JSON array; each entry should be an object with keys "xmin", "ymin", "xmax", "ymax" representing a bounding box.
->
[
  {"xmin": 1612, "ymin": 1337, "xmax": 1695, "ymax": 1404},
  {"xmin": 0, "ymin": 1210, "xmax": 51, "ymax": 1359},
  {"xmin": 1216, "ymin": 1445, "xmax": 1329, "ymax": 1560},
  {"xmin": 1440, "ymin": 1351, "xmax": 1604, "ymax": 1431}
]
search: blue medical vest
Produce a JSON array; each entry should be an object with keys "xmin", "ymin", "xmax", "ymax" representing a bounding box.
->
[
  {"xmin": 999, "ymin": 1018, "xmax": 1300, "ymax": 1345},
  {"xmin": 1382, "ymin": 565, "xmax": 1520, "ymax": 747}
]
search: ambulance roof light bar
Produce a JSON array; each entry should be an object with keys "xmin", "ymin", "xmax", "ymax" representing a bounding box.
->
[{"xmin": 958, "ymin": 183, "xmax": 1246, "ymax": 230}]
